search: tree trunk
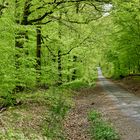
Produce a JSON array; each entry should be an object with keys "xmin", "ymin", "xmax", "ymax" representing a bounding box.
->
[
  {"xmin": 14, "ymin": 0, "xmax": 31, "ymax": 92},
  {"xmin": 72, "ymin": 55, "xmax": 77, "ymax": 80},
  {"xmin": 36, "ymin": 25, "xmax": 42, "ymax": 83},
  {"xmin": 21, "ymin": 0, "xmax": 31, "ymax": 25},
  {"xmin": 58, "ymin": 49, "xmax": 62, "ymax": 86}
]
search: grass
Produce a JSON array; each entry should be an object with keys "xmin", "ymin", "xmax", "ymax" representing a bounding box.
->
[
  {"xmin": 0, "ymin": 93, "xmax": 17, "ymax": 109},
  {"xmin": 42, "ymin": 88, "xmax": 73, "ymax": 139},
  {"xmin": 0, "ymin": 129, "xmax": 47, "ymax": 140},
  {"xmin": 0, "ymin": 87, "xmax": 73, "ymax": 140},
  {"xmin": 88, "ymin": 110, "xmax": 120, "ymax": 140},
  {"xmin": 131, "ymin": 76, "xmax": 140, "ymax": 82},
  {"xmin": 61, "ymin": 79, "xmax": 93, "ymax": 90},
  {"xmin": 0, "ymin": 79, "xmax": 98, "ymax": 139}
]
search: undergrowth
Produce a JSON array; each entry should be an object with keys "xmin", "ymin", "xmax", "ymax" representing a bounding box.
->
[
  {"xmin": 42, "ymin": 88, "xmax": 73, "ymax": 139},
  {"xmin": 62, "ymin": 79, "xmax": 94, "ymax": 90},
  {"xmin": 0, "ymin": 87, "xmax": 73, "ymax": 140},
  {"xmin": 88, "ymin": 110, "xmax": 120, "ymax": 140}
]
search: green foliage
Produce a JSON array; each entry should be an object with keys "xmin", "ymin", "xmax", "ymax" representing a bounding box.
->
[
  {"xmin": 0, "ymin": 94, "xmax": 16, "ymax": 108},
  {"xmin": 88, "ymin": 110, "xmax": 120, "ymax": 140},
  {"xmin": 0, "ymin": 0, "xmax": 105, "ymax": 103},
  {"xmin": 62, "ymin": 80, "xmax": 90, "ymax": 90},
  {"xmin": 96, "ymin": 0, "xmax": 140, "ymax": 78},
  {"xmin": 0, "ymin": 129, "xmax": 26, "ymax": 140},
  {"xmin": 0, "ymin": 4, "xmax": 15, "ymax": 96},
  {"xmin": 0, "ymin": 87, "xmax": 72, "ymax": 139},
  {"xmin": 0, "ymin": 129, "xmax": 48, "ymax": 140},
  {"xmin": 88, "ymin": 110, "xmax": 101, "ymax": 121},
  {"xmin": 42, "ymin": 88, "xmax": 73, "ymax": 139}
]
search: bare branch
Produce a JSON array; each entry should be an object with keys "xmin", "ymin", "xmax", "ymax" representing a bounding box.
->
[
  {"xmin": 61, "ymin": 33, "xmax": 92, "ymax": 56},
  {"xmin": 35, "ymin": 20, "xmax": 52, "ymax": 25},
  {"xmin": 41, "ymin": 36, "xmax": 56, "ymax": 57},
  {"xmin": 48, "ymin": 14, "xmax": 102, "ymax": 24},
  {"xmin": 26, "ymin": 0, "xmax": 109, "ymax": 24},
  {"xmin": 28, "ymin": 11, "xmax": 54, "ymax": 24}
]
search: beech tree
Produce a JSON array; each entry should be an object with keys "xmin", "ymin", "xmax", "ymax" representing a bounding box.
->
[
  {"xmin": 0, "ymin": 0, "xmax": 15, "ymax": 96},
  {"xmin": 14, "ymin": 0, "xmax": 111, "ymax": 86},
  {"xmin": 92, "ymin": 0, "xmax": 140, "ymax": 78},
  {"xmin": 0, "ymin": 0, "xmax": 112, "ymax": 97}
]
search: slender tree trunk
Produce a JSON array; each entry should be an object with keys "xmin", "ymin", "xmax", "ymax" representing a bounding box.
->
[
  {"xmin": 67, "ymin": 58, "xmax": 71, "ymax": 82},
  {"xmin": 72, "ymin": 55, "xmax": 77, "ymax": 80},
  {"xmin": 21, "ymin": 0, "xmax": 31, "ymax": 25},
  {"xmin": 76, "ymin": 2, "xmax": 79, "ymax": 13},
  {"xmin": 57, "ymin": 12, "xmax": 63, "ymax": 86},
  {"xmin": 58, "ymin": 49, "xmax": 62, "ymax": 85},
  {"xmin": 14, "ymin": 0, "xmax": 31, "ymax": 92},
  {"xmin": 36, "ymin": 25, "xmax": 42, "ymax": 83}
]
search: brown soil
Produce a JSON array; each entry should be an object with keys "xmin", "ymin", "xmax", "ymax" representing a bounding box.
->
[
  {"xmin": 64, "ymin": 82, "xmax": 140, "ymax": 140},
  {"xmin": 64, "ymin": 87, "xmax": 100, "ymax": 140}
]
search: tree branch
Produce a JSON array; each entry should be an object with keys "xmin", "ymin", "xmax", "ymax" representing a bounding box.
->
[
  {"xmin": 26, "ymin": 0, "xmax": 109, "ymax": 24},
  {"xmin": 28, "ymin": 11, "xmax": 54, "ymax": 24},
  {"xmin": 61, "ymin": 34, "xmax": 91, "ymax": 56},
  {"xmin": 48, "ymin": 14, "xmax": 102, "ymax": 25},
  {"xmin": 41, "ymin": 36, "xmax": 56, "ymax": 57}
]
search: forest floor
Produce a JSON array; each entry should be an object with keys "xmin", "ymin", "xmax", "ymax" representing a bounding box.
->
[
  {"xmin": 64, "ymin": 77, "xmax": 140, "ymax": 140},
  {"xmin": 0, "ymin": 76, "xmax": 140, "ymax": 140},
  {"xmin": 112, "ymin": 76, "xmax": 140, "ymax": 97},
  {"xmin": 0, "ymin": 88, "xmax": 72, "ymax": 139}
]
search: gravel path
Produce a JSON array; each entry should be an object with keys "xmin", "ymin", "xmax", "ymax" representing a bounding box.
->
[
  {"xmin": 97, "ymin": 67, "xmax": 140, "ymax": 140},
  {"xmin": 97, "ymin": 67, "xmax": 140, "ymax": 124},
  {"xmin": 64, "ymin": 68, "xmax": 140, "ymax": 140}
]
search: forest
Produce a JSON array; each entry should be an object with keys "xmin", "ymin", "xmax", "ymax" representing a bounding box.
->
[{"xmin": 0, "ymin": 0, "xmax": 140, "ymax": 140}]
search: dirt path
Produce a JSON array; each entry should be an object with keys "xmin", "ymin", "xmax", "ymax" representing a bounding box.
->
[
  {"xmin": 97, "ymin": 67, "xmax": 140, "ymax": 124},
  {"xmin": 64, "ymin": 68, "xmax": 140, "ymax": 140}
]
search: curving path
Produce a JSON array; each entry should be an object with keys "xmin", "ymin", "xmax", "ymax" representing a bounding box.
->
[
  {"xmin": 64, "ymin": 68, "xmax": 140, "ymax": 140},
  {"xmin": 97, "ymin": 67, "xmax": 140, "ymax": 124},
  {"xmin": 97, "ymin": 67, "xmax": 140, "ymax": 140}
]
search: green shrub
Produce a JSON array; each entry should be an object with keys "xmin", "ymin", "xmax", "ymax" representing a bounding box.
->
[
  {"xmin": 0, "ymin": 94, "xmax": 16, "ymax": 108},
  {"xmin": 0, "ymin": 129, "xmax": 48, "ymax": 140},
  {"xmin": 42, "ymin": 88, "xmax": 72, "ymax": 139},
  {"xmin": 88, "ymin": 110, "xmax": 101, "ymax": 121},
  {"xmin": 62, "ymin": 80, "xmax": 89, "ymax": 90},
  {"xmin": 88, "ymin": 110, "xmax": 120, "ymax": 140}
]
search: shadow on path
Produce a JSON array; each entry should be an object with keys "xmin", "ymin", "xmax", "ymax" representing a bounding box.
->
[{"xmin": 97, "ymin": 67, "xmax": 140, "ymax": 124}]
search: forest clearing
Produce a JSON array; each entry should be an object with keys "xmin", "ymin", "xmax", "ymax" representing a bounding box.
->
[{"xmin": 0, "ymin": 0, "xmax": 140, "ymax": 140}]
